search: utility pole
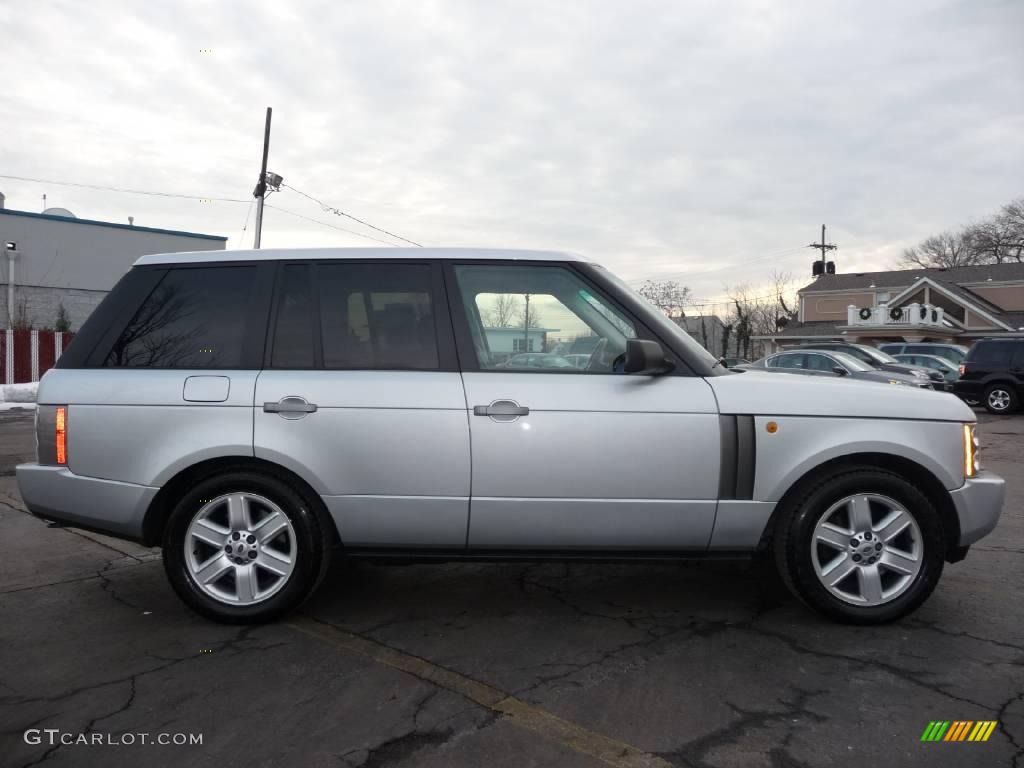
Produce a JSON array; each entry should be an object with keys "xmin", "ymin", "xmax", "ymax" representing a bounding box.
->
[
  {"xmin": 253, "ymin": 107, "xmax": 273, "ymax": 248},
  {"xmin": 807, "ymin": 224, "xmax": 837, "ymax": 270},
  {"xmin": 523, "ymin": 294, "xmax": 531, "ymax": 352}
]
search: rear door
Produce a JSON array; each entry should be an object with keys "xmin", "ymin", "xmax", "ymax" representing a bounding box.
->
[
  {"xmin": 446, "ymin": 260, "xmax": 720, "ymax": 550},
  {"xmin": 253, "ymin": 260, "xmax": 470, "ymax": 548}
]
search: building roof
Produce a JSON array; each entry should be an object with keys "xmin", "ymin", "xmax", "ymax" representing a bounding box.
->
[
  {"xmin": 0, "ymin": 207, "xmax": 227, "ymax": 241},
  {"xmin": 136, "ymin": 247, "xmax": 584, "ymax": 266},
  {"xmin": 761, "ymin": 320, "xmax": 847, "ymax": 339},
  {"xmin": 799, "ymin": 262, "xmax": 1024, "ymax": 293}
]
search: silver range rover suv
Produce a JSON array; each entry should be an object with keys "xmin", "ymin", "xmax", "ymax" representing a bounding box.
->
[{"xmin": 16, "ymin": 248, "xmax": 1004, "ymax": 624}]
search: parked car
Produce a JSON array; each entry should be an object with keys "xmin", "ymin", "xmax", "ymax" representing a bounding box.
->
[
  {"xmin": 17, "ymin": 248, "xmax": 1003, "ymax": 626},
  {"xmin": 892, "ymin": 354, "xmax": 959, "ymax": 391},
  {"xmin": 878, "ymin": 342, "xmax": 969, "ymax": 365},
  {"xmin": 954, "ymin": 338, "xmax": 1024, "ymax": 414},
  {"xmin": 747, "ymin": 350, "xmax": 932, "ymax": 388},
  {"xmin": 564, "ymin": 353, "xmax": 593, "ymax": 369},
  {"xmin": 799, "ymin": 342, "xmax": 943, "ymax": 387},
  {"xmin": 501, "ymin": 353, "xmax": 576, "ymax": 370},
  {"xmin": 721, "ymin": 357, "xmax": 751, "ymax": 368}
]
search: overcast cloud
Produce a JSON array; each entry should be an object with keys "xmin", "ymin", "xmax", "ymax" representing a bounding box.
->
[{"xmin": 1, "ymin": 0, "xmax": 1021, "ymax": 303}]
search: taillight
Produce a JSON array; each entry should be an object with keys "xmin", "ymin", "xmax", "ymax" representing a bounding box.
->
[
  {"xmin": 55, "ymin": 406, "xmax": 67, "ymax": 465},
  {"xmin": 958, "ymin": 364, "xmax": 966, "ymax": 376}
]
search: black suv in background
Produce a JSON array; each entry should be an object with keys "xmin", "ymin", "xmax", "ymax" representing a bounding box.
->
[
  {"xmin": 797, "ymin": 342, "xmax": 942, "ymax": 387},
  {"xmin": 954, "ymin": 338, "xmax": 1024, "ymax": 414}
]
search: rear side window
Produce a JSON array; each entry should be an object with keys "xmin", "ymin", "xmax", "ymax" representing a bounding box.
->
[
  {"xmin": 969, "ymin": 342, "xmax": 1014, "ymax": 366},
  {"xmin": 318, "ymin": 263, "xmax": 439, "ymax": 370},
  {"xmin": 104, "ymin": 266, "xmax": 256, "ymax": 368}
]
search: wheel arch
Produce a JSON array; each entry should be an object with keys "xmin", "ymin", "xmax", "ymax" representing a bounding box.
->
[
  {"xmin": 757, "ymin": 453, "xmax": 964, "ymax": 562},
  {"xmin": 141, "ymin": 456, "xmax": 339, "ymax": 548}
]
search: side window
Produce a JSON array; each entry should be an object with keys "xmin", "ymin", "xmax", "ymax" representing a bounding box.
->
[
  {"xmin": 104, "ymin": 266, "xmax": 256, "ymax": 368},
  {"xmin": 804, "ymin": 354, "xmax": 833, "ymax": 372},
  {"xmin": 906, "ymin": 345, "xmax": 930, "ymax": 355},
  {"xmin": 971, "ymin": 342, "xmax": 1013, "ymax": 366},
  {"xmin": 318, "ymin": 263, "xmax": 438, "ymax": 370},
  {"xmin": 271, "ymin": 264, "xmax": 315, "ymax": 368},
  {"xmin": 452, "ymin": 264, "xmax": 637, "ymax": 373},
  {"xmin": 771, "ymin": 354, "xmax": 801, "ymax": 369}
]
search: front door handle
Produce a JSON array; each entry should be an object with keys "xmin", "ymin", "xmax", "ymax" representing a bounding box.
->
[
  {"xmin": 263, "ymin": 396, "xmax": 318, "ymax": 419},
  {"xmin": 473, "ymin": 400, "xmax": 529, "ymax": 422}
]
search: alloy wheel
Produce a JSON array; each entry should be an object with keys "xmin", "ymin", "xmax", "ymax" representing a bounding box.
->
[
  {"xmin": 811, "ymin": 494, "xmax": 922, "ymax": 606},
  {"xmin": 988, "ymin": 389, "xmax": 1011, "ymax": 412},
  {"xmin": 184, "ymin": 492, "xmax": 297, "ymax": 605}
]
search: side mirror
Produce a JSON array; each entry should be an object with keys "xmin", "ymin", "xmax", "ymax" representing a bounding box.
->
[
  {"xmin": 832, "ymin": 366, "xmax": 848, "ymax": 376},
  {"xmin": 624, "ymin": 339, "xmax": 673, "ymax": 375}
]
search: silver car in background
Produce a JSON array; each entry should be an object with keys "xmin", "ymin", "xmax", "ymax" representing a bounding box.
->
[
  {"xmin": 743, "ymin": 350, "xmax": 933, "ymax": 388},
  {"xmin": 16, "ymin": 248, "xmax": 1004, "ymax": 625}
]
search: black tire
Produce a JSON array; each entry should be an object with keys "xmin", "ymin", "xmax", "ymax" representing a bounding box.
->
[
  {"xmin": 163, "ymin": 470, "xmax": 332, "ymax": 624},
  {"xmin": 983, "ymin": 383, "xmax": 1018, "ymax": 415},
  {"xmin": 773, "ymin": 467, "xmax": 945, "ymax": 624}
]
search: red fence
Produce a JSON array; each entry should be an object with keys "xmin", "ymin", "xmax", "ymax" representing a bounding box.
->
[{"xmin": 1, "ymin": 331, "xmax": 76, "ymax": 384}]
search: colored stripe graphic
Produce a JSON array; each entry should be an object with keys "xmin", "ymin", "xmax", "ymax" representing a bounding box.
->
[
  {"xmin": 922, "ymin": 721, "xmax": 950, "ymax": 741},
  {"xmin": 921, "ymin": 720, "xmax": 997, "ymax": 742}
]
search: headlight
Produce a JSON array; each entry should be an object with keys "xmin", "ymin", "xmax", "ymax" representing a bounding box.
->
[
  {"xmin": 887, "ymin": 379, "xmax": 904, "ymax": 385},
  {"xmin": 963, "ymin": 424, "xmax": 980, "ymax": 478},
  {"xmin": 912, "ymin": 370, "xmax": 929, "ymax": 379}
]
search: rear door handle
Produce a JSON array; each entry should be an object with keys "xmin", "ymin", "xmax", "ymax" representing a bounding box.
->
[
  {"xmin": 473, "ymin": 400, "xmax": 529, "ymax": 421},
  {"xmin": 263, "ymin": 396, "xmax": 318, "ymax": 419}
]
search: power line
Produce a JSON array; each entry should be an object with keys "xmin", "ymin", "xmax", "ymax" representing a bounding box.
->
[
  {"xmin": 282, "ymin": 183, "xmax": 422, "ymax": 247},
  {"xmin": 264, "ymin": 204, "xmax": 402, "ymax": 246},
  {"xmin": 0, "ymin": 174, "xmax": 250, "ymax": 203}
]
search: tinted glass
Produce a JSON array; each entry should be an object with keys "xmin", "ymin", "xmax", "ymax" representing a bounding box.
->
[
  {"xmin": 771, "ymin": 354, "xmax": 802, "ymax": 369},
  {"xmin": 453, "ymin": 264, "xmax": 637, "ymax": 373},
  {"xmin": 970, "ymin": 341, "xmax": 1014, "ymax": 366},
  {"xmin": 271, "ymin": 264, "xmax": 315, "ymax": 368},
  {"xmin": 104, "ymin": 266, "xmax": 256, "ymax": 368},
  {"xmin": 804, "ymin": 353, "xmax": 834, "ymax": 371},
  {"xmin": 318, "ymin": 263, "xmax": 438, "ymax": 370}
]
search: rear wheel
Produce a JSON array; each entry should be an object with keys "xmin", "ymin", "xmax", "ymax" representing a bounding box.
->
[
  {"xmin": 774, "ymin": 468, "xmax": 945, "ymax": 624},
  {"xmin": 163, "ymin": 471, "xmax": 331, "ymax": 623},
  {"xmin": 983, "ymin": 384, "xmax": 1018, "ymax": 414}
]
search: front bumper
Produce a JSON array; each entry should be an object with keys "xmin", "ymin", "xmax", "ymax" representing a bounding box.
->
[
  {"xmin": 950, "ymin": 471, "xmax": 1005, "ymax": 546},
  {"xmin": 15, "ymin": 463, "xmax": 158, "ymax": 542}
]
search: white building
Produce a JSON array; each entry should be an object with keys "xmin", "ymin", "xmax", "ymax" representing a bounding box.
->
[{"xmin": 0, "ymin": 194, "xmax": 226, "ymax": 331}]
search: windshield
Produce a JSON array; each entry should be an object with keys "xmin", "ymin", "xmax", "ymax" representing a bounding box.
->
[
  {"xmin": 830, "ymin": 351, "xmax": 873, "ymax": 372},
  {"xmin": 593, "ymin": 264, "xmax": 721, "ymax": 369},
  {"xmin": 855, "ymin": 343, "xmax": 898, "ymax": 363}
]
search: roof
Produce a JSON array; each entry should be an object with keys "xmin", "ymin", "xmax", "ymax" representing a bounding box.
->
[
  {"xmin": 799, "ymin": 262, "xmax": 1024, "ymax": 293},
  {"xmin": 0, "ymin": 207, "xmax": 227, "ymax": 241},
  {"xmin": 759, "ymin": 320, "xmax": 847, "ymax": 339},
  {"xmin": 135, "ymin": 247, "xmax": 584, "ymax": 266}
]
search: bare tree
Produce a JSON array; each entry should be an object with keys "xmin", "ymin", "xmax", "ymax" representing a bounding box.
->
[
  {"xmin": 481, "ymin": 294, "xmax": 520, "ymax": 328},
  {"xmin": 966, "ymin": 199, "xmax": 1024, "ymax": 264},
  {"xmin": 637, "ymin": 279, "xmax": 691, "ymax": 319},
  {"xmin": 515, "ymin": 299, "xmax": 543, "ymax": 329},
  {"xmin": 899, "ymin": 231, "xmax": 980, "ymax": 269}
]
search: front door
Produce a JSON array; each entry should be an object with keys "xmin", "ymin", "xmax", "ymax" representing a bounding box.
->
[
  {"xmin": 447, "ymin": 261, "xmax": 720, "ymax": 550},
  {"xmin": 254, "ymin": 261, "xmax": 470, "ymax": 548}
]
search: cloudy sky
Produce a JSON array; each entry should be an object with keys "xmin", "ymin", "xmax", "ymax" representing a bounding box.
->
[{"xmin": 1, "ymin": 0, "xmax": 1021, "ymax": 305}]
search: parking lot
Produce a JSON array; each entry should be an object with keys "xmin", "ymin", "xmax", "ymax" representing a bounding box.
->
[{"xmin": 0, "ymin": 409, "xmax": 1021, "ymax": 768}]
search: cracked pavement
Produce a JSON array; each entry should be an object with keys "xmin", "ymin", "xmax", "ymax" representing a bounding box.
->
[{"xmin": 0, "ymin": 410, "xmax": 1022, "ymax": 767}]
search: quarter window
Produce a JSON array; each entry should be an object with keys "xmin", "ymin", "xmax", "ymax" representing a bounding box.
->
[
  {"xmin": 104, "ymin": 266, "xmax": 256, "ymax": 369},
  {"xmin": 318, "ymin": 263, "xmax": 439, "ymax": 370}
]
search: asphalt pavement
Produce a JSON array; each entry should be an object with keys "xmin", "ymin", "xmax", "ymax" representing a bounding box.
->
[{"xmin": 1, "ymin": 409, "xmax": 1021, "ymax": 768}]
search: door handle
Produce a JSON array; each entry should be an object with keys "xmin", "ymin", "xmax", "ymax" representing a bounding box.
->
[
  {"xmin": 263, "ymin": 396, "xmax": 318, "ymax": 418},
  {"xmin": 473, "ymin": 400, "xmax": 529, "ymax": 421}
]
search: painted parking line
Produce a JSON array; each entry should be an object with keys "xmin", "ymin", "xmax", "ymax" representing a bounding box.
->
[{"xmin": 288, "ymin": 615, "xmax": 674, "ymax": 768}]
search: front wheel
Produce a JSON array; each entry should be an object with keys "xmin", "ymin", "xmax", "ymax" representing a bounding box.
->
[
  {"xmin": 774, "ymin": 468, "xmax": 945, "ymax": 624},
  {"xmin": 163, "ymin": 471, "xmax": 331, "ymax": 624}
]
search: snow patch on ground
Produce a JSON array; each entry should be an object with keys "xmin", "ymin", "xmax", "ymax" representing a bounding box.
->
[{"xmin": 0, "ymin": 382, "xmax": 39, "ymax": 403}]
